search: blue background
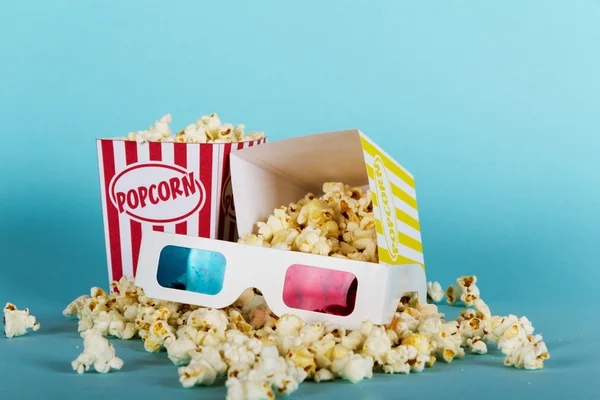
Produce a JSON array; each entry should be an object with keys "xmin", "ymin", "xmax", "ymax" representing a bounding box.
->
[{"xmin": 0, "ymin": 1, "xmax": 598, "ymax": 399}]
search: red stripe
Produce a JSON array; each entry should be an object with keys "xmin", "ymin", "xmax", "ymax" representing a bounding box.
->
[
  {"xmin": 101, "ymin": 140, "xmax": 123, "ymax": 283},
  {"xmin": 174, "ymin": 143, "xmax": 188, "ymax": 235},
  {"xmin": 199, "ymin": 144, "xmax": 213, "ymax": 238},
  {"xmin": 217, "ymin": 143, "xmax": 233, "ymax": 240},
  {"xmin": 124, "ymin": 141, "xmax": 138, "ymax": 164},
  {"xmin": 149, "ymin": 143, "xmax": 164, "ymax": 232},
  {"xmin": 124, "ymin": 141, "xmax": 142, "ymax": 277}
]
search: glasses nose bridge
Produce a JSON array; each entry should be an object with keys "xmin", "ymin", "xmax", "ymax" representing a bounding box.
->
[{"xmin": 219, "ymin": 256, "xmax": 279, "ymax": 302}]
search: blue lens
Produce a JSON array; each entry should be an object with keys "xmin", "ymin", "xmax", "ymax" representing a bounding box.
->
[{"xmin": 156, "ymin": 246, "xmax": 226, "ymax": 295}]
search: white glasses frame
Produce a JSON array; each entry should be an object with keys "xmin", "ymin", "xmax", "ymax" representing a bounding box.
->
[{"xmin": 135, "ymin": 229, "xmax": 426, "ymax": 330}]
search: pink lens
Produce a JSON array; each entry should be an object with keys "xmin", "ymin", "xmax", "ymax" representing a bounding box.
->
[{"xmin": 282, "ymin": 264, "xmax": 358, "ymax": 317}]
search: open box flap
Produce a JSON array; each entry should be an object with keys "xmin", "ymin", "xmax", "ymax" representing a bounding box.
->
[{"xmin": 359, "ymin": 132, "xmax": 425, "ymax": 268}]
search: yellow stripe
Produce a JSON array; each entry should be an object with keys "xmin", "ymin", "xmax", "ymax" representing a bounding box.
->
[
  {"xmin": 401, "ymin": 233, "xmax": 423, "ymax": 253},
  {"xmin": 396, "ymin": 207, "xmax": 420, "ymax": 232},
  {"xmin": 391, "ymin": 182, "xmax": 418, "ymax": 210},
  {"xmin": 367, "ymin": 165, "xmax": 421, "ymax": 223},
  {"xmin": 369, "ymin": 182, "xmax": 421, "ymax": 233},
  {"xmin": 367, "ymin": 165, "xmax": 419, "ymax": 212},
  {"xmin": 379, "ymin": 247, "xmax": 425, "ymax": 269},
  {"xmin": 360, "ymin": 137, "xmax": 415, "ymax": 189},
  {"xmin": 367, "ymin": 164, "xmax": 375, "ymax": 180},
  {"xmin": 375, "ymin": 220, "xmax": 424, "ymax": 254}
]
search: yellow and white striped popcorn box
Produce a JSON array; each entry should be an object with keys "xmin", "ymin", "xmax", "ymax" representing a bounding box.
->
[{"xmin": 230, "ymin": 128, "xmax": 424, "ymax": 271}]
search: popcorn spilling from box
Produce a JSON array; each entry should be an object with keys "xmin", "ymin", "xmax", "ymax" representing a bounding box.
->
[
  {"xmin": 62, "ymin": 273, "xmax": 550, "ymax": 399},
  {"xmin": 122, "ymin": 113, "xmax": 265, "ymax": 144},
  {"xmin": 3, "ymin": 303, "xmax": 40, "ymax": 338},
  {"xmin": 238, "ymin": 182, "xmax": 378, "ymax": 263}
]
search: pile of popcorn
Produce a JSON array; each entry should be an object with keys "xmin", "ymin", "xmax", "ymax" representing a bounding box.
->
[
  {"xmin": 123, "ymin": 113, "xmax": 265, "ymax": 144},
  {"xmin": 238, "ymin": 182, "xmax": 378, "ymax": 263},
  {"xmin": 3, "ymin": 275, "xmax": 550, "ymax": 399},
  {"xmin": 2, "ymin": 183, "xmax": 549, "ymax": 399},
  {"xmin": 3, "ymin": 303, "xmax": 40, "ymax": 338}
]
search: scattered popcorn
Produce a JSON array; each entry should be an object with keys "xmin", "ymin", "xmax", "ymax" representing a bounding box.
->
[
  {"xmin": 222, "ymin": 338, "xmax": 261, "ymax": 365},
  {"xmin": 473, "ymin": 298, "xmax": 492, "ymax": 320},
  {"xmin": 331, "ymin": 354, "xmax": 374, "ymax": 383},
  {"xmin": 427, "ymin": 281, "xmax": 444, "ymax": 303},
  {"xmin": 482, "ymin": 315, "xmax": 520, "ymax": 344},
  {"xmin": 458, "ymin": 315, "xmax": 485, "ymax": 345},
  {"xmin": 63, "ymin": 295, "xmax": 90, "ymax": 317},
  {"xmin": 224, "ymin": 344, "xmax": 306, "ymax": 399},
  {"xmin": 429, "ymin": 321, "xmax": 465, "ymax": 363},
  {"xmin": 298, "ymin": 323, "xmax": 325, "ymax": 346},
  {"xmin": 341, "ymin": 330, "xmax": 366, "ymax": 352},
  {"xmin": 446, "ymin": 276, "xmax": 480, "ymax": 306},
  {"xmin": 187, "ymin": 308, "xmax": 229, "ymax": 337},
  {"xmin": 382, "ymin": 344, "xmax": 418, "ymax": 374},
  {"xmin": 286, "ymin": 346, "xmax": 317, "ymax": 377},
  {"xmin": 386, "ymin": 311, "xmax": 419, "ymax": 339},
  {"xmin": 503, "ymin": 333, "xmax": 549, "ymax": 370},
  {"xmin": 107, "ymin": 311, "xmax": 137, "ymax": 340},
  {"xmin": 71, "ymin": 330, "xmax": 123, "ymax": 374},
  {"xmin": 417, "ymin": 315, "xmax": 443, "ymax": 336},
  {"xmin": 498, "ymin": 319, "xmax": 549, "ymax": 370},
  {"xmin": 165, "ymin": 336, "xmax": 198, "ymax": 365},
  {"xmin": 179, "ymin": 347, "xmax": 227, "ymax": 387},
  {"xmin": 401, "ymin": 332, "xmax": 432, "ymax": 357},
  {"xmin": 62, "ymin": 274, "xmax": 550, "ymax": 397},
  {"xmin": 467, "ymin": 337, "xmax": 487, "ymax": 355},
  {"xmin": 225, "ymin": 378, "xmax": 275, "ymax": 400},
  {"xmin": 3, "ymin": 303, "xmax": 40, "ymax": 338},
  {"xmin": 227, "ymin": 361, "xmax": 253, "ymax": 380},
  {"xmin": 309, "ymin": 336, "xmax": 337, "ymax": 370},
  {"xmin": 251, "ymin": 346, "xmax": 307, "ymax": 394},
  {"xmin": 314, "ymin": 368, "xmax": 335, "ymax": 382},
  {"xmin": 275, "ymin": 314, "xmax": 304, "ymax": 337},
  {"xmin": 361, "ymin": 327, "xmax": 393, "ymax": 365}
]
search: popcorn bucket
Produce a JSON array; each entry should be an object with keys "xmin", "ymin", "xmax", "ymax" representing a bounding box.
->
[{"xmin": 96, "ymin": 138, "xmax": 267, "ymax": 284}]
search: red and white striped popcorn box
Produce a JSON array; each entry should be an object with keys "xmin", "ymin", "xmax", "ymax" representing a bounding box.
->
[{"xmin": 96, "ymin": 138, "xmax": 267, "ymax": 284}]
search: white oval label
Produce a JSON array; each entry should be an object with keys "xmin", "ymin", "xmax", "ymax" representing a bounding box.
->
[
  {"xmin": 108, "ymin": 162, "xmax": 206, "ymax": 224},
  {"xmin": 373, "ymin": 155, "xmax": 399, "ymax": 261}
]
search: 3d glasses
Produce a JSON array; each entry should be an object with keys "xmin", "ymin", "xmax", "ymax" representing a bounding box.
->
[{"xmin": 135, "ymin": 229, "xmax": 426, "ymax": 330}]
